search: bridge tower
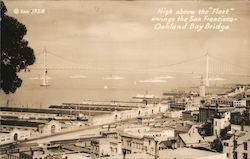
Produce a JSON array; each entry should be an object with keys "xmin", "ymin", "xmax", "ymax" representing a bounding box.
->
[
  {"xmin": 205, "ymin": 53, "xmax": 209, "ymax": 87},
  {"xmin": 40, "ymin": 48, "xmax": 49, "ymax": 87}
]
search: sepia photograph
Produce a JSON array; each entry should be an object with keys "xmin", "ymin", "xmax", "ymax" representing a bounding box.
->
[{"xmin": 0, "ymin": 0, "xmax": 250, "ymax": 159}]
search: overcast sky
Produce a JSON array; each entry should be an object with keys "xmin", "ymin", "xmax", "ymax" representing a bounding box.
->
[
  {"xmin": 4, "ymin": 0, "xmax": 250, "ymax": 73},
  {"xmin": 1, "ymin": 0, "xmax": 250, "ymax": 106}
]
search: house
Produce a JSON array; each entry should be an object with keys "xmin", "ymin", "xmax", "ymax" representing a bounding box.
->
[
  {"xmin": 91, "ymin": 138, "xmax": 122, "ymax": 158},
  {"xmin": 120, "ymin": 126, "xmax": 176, "ymax": 156},
  {"xmin": 222, "ymin": 129, "xmax": 250, "ymax": 159},
  {"xmin": 177, "ymin": 125, "xmax": 210, "ymax": 149},
  {"xmin": 175, "ymin": 122, "xmax": 193, "ymax": 134},
  {"xmin": 120, "ymin": 132, "xmax": 144, "ymax": 154},
  {"xmin": 213, "ymin": 112, "xmax": 231, "ymax": 136}
]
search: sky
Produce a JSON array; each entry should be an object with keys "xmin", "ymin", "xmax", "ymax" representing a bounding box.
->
[
  {"xmin": 1, "ymin": 0, "xmax": 250, "ymax": 107},
  {"xmin": 4, "ymin": 0, "xmax": 250, "ymax": 70}
]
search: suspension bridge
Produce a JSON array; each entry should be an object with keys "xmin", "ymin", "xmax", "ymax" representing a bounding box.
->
[{"xmin": 29, "ymin": 49, "xmax": 250, "ymax": 87}]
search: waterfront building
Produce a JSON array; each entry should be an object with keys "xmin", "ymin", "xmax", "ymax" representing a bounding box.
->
[{"xmin": 0, "ymin": 128, "xmax": 31, "ymax": 145}]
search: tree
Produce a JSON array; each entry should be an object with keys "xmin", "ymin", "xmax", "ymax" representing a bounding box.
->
[
  {"xmin": 211, "ymin": 137, "xmax": 223, "ymax": 153},
  {"xmin": 1, "ymin": 1, "xmax": 35, "ymax": 94}
]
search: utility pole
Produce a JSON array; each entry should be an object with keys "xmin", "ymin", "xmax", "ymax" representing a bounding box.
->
[
  {"xmin": 232, "ymin": 116, "xmax": 245, "ymax": 159},
  {"xmin": 233, "ymin": 134, "xmax": 237, "ymax": 159},
  {"xmin": 155, "ymin": 140, "xmax": 159, "ymax": 159}
]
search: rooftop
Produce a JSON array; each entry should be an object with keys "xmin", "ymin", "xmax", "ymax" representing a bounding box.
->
[
  {"xmin": 96, "ymin": 148, "xmax": 226, "ymax": 159},
  {"xmin": 0, "ymin": 119, "xmax": 45, "ymax": 127},
  {"xmin": 158, "ymin": 148, "xmax": 226, "ymax": 159}
]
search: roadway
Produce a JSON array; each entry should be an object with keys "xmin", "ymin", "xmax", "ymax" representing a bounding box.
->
[
  {"xmin": 23, "ymin": 118, "xmax": 136, "ymax": 144},
  {"xmin": 25, "ymin": 125, "xmax": 103, "ymax": 144}
]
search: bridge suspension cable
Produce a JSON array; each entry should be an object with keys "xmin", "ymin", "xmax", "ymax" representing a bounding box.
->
[{"xmin": 31, "ymin": 49, "xmax": 250, "ymax": 86}]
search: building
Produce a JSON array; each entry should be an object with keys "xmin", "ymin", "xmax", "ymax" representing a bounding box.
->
[
  {"xmin": 137, "ymin": 116, "xmax": 155, "ymax": 125},
  {"xmin": 199, "ymin": 105, "xmax": 234, "ymax": 122},
  {"xmin": 38, "ymin": 120, "xmax": 62, "ymax": 136},
  {"xmin": 213, "ymin": 112, "xmax": 231, "ymax": 136},
  {"xmin": 175, "ymin": 121, "xmax": 194, "ymax": 135},
  {"xmin": 163, "ymin": 110, "xmax": 182, "ymax": 118},
  {"xmin": 170, "ymin": 102, "xmax": 186, "ymax": 110},
  {"xmin": 182, "ymin": 110, "xmax": 199, "ymax": 122},
  {"xmin": 91, "ymin": 138, "xmax": 122, "ymax": 158},
  {"xmin": 230, "ymin": 111, "xmax": 250, "ymax": 126},
  {"xmin": 120, "ymin": 125, "xmax": 175, "ymax": 156},
  {"xmin": 0, "ymin": 128, "xmax": 31, "ymax": 145},
  {"xmin": 211, "ymin": 98, "xmax": 234, "ymax": 107},
  {"xmin": 222, "ymin": 129, "xmax": 250, "ymax": 159},
  {"xmin": 233, "ymin": 100, "xmax": 246, "ymax": 108},
  {"xmin": 120, "ymin": 133, "xmax": 144, "ymax": 154},
  {"xmin": 177, "ymin": 125, "xmax": 210, "ymax": 148},
  {"xmin": 121, "ymin": 125, "xmax": 150, "ymax": 134},
  {"xmin": 94, "ymin": 148, "xmax": 227, "ymax": 159},
  {"xmin": 91, "ymin": 103, "xmax": 168, "ymax": 126},
  {"xmin": 144, "ymin": 128, "xmax": 175, "ymax": 140}
]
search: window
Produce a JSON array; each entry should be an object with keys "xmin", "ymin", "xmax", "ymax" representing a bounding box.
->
[
  {"xmin": 243, "ymin": 153, "xmax": 248, "ymax": 159},
  {"xmin": 13, "ymin": 133, "xmax": 18, "ymax": 141},
  {"xmin": 234, "ymin": 141, "xmax": 238, "ymax": 149},
  {"xmin": 51, "ymin": 125, "xmax": 56, "ymax": 134},
  {"xmin": 224, "ymin": 142, "xmax": 229, "ymax": 146},
  {"xmin": 243, "ymin": 142, "xmax": 248, "ymax": 150},
  {"xmin": 227, "ymin": 153, "xmax": 229, "ymax": 158}
]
